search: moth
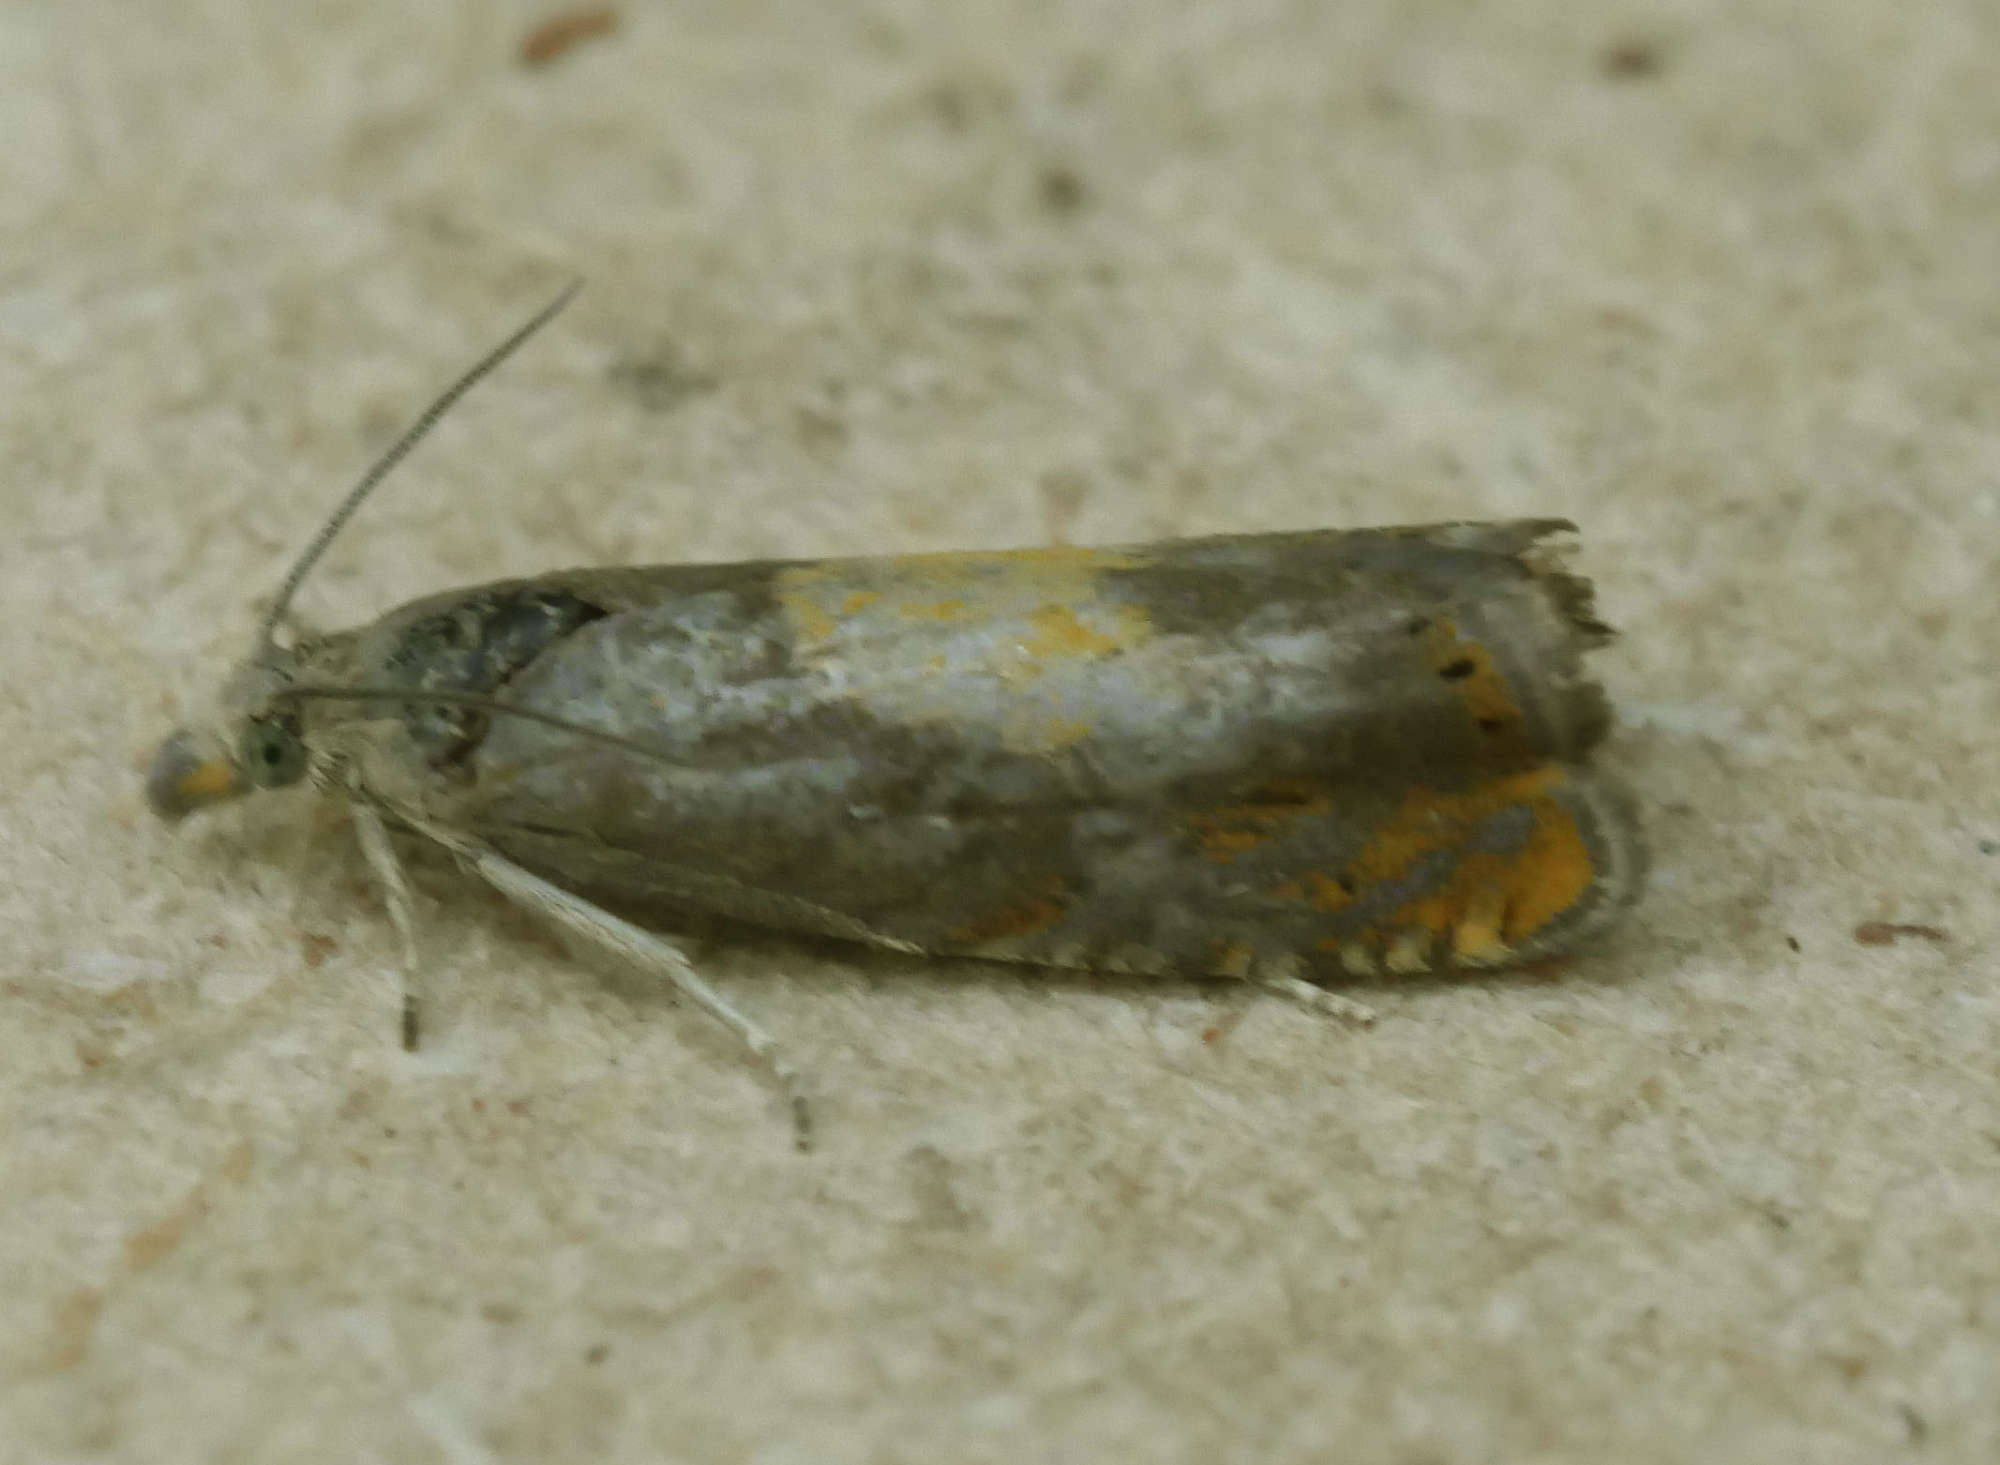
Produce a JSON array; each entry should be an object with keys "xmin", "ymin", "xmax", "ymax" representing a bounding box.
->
[{"xmin": 149, "ymin": 286, "xmax": 1645, "ymax": 1147}]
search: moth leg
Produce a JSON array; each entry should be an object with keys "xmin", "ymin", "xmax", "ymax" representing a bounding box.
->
[
  {"xmin": 1251, "ymin": 957, "xmax": 1377, "ymax": 1028},
  {"xmin": 349, "ymin": 799, "xmax": 424, "ymax": 1050},
  {"xmin": 413, "ymin": 824, "xmax": 812, "ymax": 1151}
]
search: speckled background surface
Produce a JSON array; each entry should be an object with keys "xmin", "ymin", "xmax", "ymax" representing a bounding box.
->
[{"xmin": 4, "ymin": 2, "xmax": 1997, "ymax": 1460}]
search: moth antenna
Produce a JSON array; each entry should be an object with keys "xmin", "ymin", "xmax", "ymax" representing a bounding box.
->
[
  {"xmin": 256, "ymin": 279, "xmax": 585, "ymax": 653},
  {"xmin": 276, "ymin": 683, "xmax": 683, "ymax": 767}
]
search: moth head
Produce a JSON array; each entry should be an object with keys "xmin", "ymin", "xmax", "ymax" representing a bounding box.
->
[
  {"xmin": 142, "ymin": 280, "xmax": 583, "ymax": 825},
  {"xmin": 147, "ymin": 649, "xmax": 316, "ymax": 822}
]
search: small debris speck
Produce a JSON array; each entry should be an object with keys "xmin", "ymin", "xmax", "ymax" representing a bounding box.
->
[
  {"xmin": 1853, "ymin": 921, "xmax": 1948, "ymax": 947},
  {"xmin": 1039, "ymin": 165, "xmax": 1086, "ymax": 214},
  {"xmin": 520, "ymin": 7, "xmax": 619, "ymax": 68},
  {"xmin": 607, "ymin": 351, "xmax": 717, "ymax": 413},
  {"xmin": 1899, "ymin": 1402, "xmax": 1928, "ymax": 1445},
  {"xmin": 1600, "ymin": 38, "xmax": 1667, "ymax": 80}
]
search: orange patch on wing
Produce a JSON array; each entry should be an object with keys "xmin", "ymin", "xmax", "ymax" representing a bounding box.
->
[
  {"xmin": 1200, "ymin": 828, "xmax": 1266, "ymax": 860},
  {"xmin": 1346, "ymin": 767, "xmax": 1596, "ymax": 947},
  {"xmin": 1187, "ymin": 789, "xmax": 1336, "ymax": 864},
  {"xmin": 951, "ymin": 883, "xmax": 1072, "ymax": 945},
  {"xmin": 1290, "ymin": 870, "xmax": 1357, "ymax": 910},
  {"xmin": 898, "ymin": 597, "xmax": 966, "ymax": 621},
  {"xmin": 1209, "ymin": 940, "xmax": 1256, "ymax": 978},
  {"xmin": 1425, "ymin": 618, "xmax": 1523, "ymax": 732}
]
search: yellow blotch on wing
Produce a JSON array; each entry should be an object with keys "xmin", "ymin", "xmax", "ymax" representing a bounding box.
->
[
  {"xmin": 986, "ymin": 601, "xmax": 1150, "ymax": 690},
  {"xmin": 773, "ymin": 548, "xmax": 1153, "ymax": 757},
  {"xmin": 772, "ymin": 565, "xmax": 880, "ymax": 651},
  {"xmin": 1022, "ymin": 604, "xmax": 1119, "ymax": 659},
  {"xmin": 773, "ymin": 547, "xmax": 1153, "ymax": 655},
  {"xmin": 775, "ymin": 590, "xmax": 838, "ymax": 644},
  {"xmin": 1036, "ymin": 716, "xmax": 1094, "ymax": 750}
]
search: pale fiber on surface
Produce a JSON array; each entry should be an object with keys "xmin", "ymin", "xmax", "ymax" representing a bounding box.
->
[{"xmin": 3, "ymin": 1, "xmax": 1996, "ymax": 1460}]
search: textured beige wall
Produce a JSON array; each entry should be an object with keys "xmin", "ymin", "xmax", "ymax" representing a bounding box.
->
[{"xmin": 3, "ymin": 2, "xmax": 1997, "ymax": 1460}]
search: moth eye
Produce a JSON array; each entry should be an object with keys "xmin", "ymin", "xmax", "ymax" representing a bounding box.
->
[{"xmin": 240, "ymin": 718, "xmax": 309, "ymax": 789}]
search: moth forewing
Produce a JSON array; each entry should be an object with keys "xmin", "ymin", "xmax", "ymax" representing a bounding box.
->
[
  {"xmin": 149, "ymin": 292, "xmax": 1645, "ymax": 1151},
  {"xmin": 439, "ymin": 528, "xmax": 1643, "ymax": 984}
]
